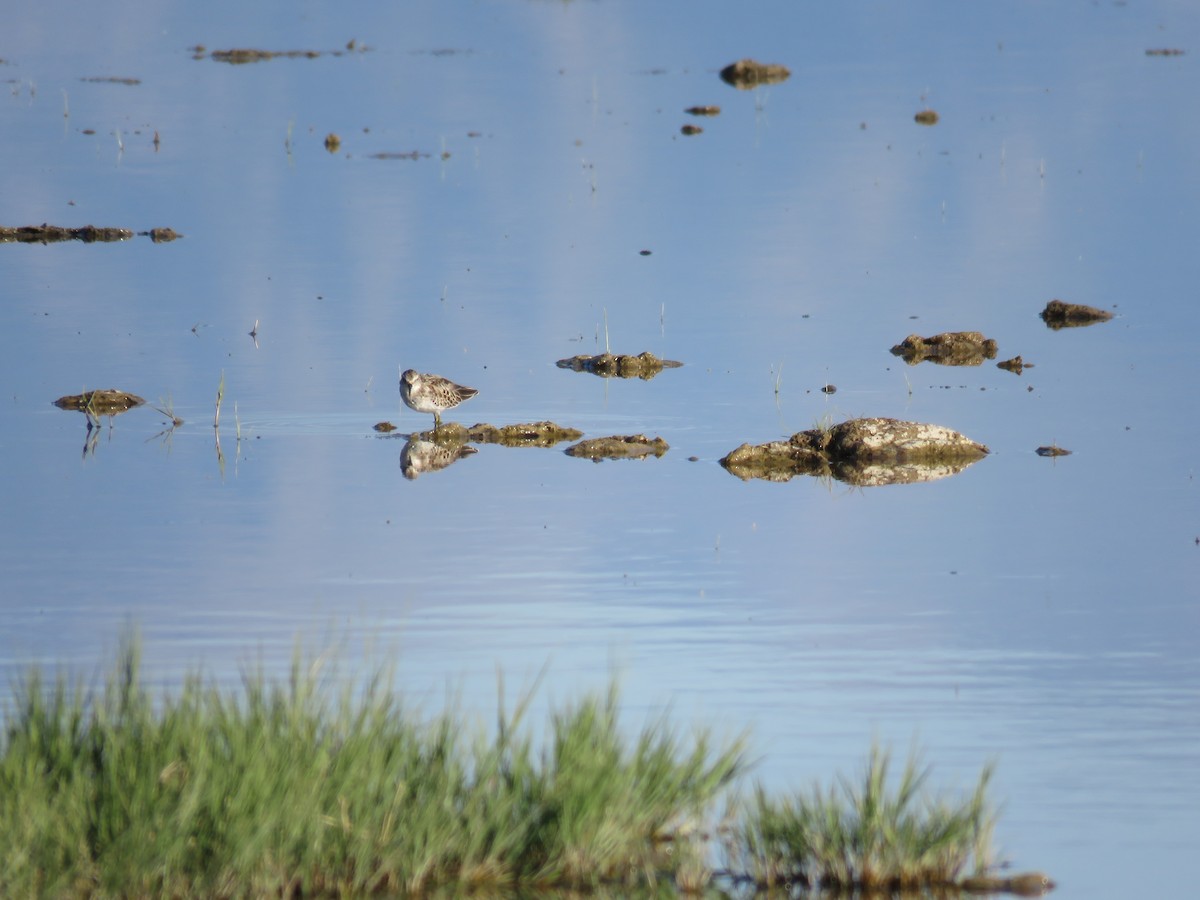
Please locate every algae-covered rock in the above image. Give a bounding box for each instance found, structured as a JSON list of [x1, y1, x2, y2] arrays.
[[891, 332, 998, 366], [1040, 299, 1112, 329], [467, 422, 583, 448], [565, 434, 669, 462], [719, 59, 791, 89], [53, 389, 145, 415], [2, 225, 133, 244], [721, 418, 988, 485], [556, 351, 682, 380], [403, 421, 583, 448]]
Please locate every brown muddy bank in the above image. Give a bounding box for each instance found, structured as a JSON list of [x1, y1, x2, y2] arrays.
[[722, 418, 988, 486], [556, 351, 682, 380]]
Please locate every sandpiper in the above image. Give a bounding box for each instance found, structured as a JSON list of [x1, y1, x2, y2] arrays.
[[399, 368, 478, 429]]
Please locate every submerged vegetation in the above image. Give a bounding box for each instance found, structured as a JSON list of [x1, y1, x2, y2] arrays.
[[0, 640, 1046, 897]]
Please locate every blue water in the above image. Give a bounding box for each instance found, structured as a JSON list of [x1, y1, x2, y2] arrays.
[[2, 2, 1198, 895]]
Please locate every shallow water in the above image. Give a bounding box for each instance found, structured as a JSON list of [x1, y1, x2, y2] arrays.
[[2, 2, 1199, 895]]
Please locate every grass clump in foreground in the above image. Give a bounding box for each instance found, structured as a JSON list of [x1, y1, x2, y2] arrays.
[[0, 638, 745, 898], [731, 746, 997, 893], [0, 638, 1034, 897]]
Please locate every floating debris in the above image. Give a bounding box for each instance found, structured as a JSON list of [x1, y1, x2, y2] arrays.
[[401, 437, 476, 480], [373, 421, 398, 433], [680, 124, 703, 136], [891, 332, 999, 366], [997, 356, 1033, 375], [1145, 48, 1185, 56], [719, 58, 791, 89], [721, 417, 988, 486], [80, 76, 141, 85], [369, 150, 432, 161], [820, 384, 837, 395], [324, 133, 341, 152], [685, 105, 721, 116], [1040, 299, 1113, 329], [53, 389, 145, 415], [565, 434, 669, 462], [556, 351, 682, 380], [1036, 445, 1072, 458], [914, 109, 940, 125]]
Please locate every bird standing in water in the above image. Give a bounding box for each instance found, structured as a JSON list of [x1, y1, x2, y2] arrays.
[[399, 368, 478, 430]]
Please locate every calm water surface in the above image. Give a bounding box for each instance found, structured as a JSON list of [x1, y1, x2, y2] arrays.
[[2, 2, 1198, 896]]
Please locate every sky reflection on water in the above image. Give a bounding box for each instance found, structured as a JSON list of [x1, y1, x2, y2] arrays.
[[2, 2, 1199, 896]]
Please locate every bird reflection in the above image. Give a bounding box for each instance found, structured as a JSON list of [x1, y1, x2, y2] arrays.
[[400, 437, 477, 480]]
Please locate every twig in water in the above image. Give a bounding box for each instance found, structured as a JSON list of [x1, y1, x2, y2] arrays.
[[213, 370, 224, 429]]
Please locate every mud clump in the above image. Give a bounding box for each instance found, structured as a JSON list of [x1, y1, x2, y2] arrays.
[[556, 351, 682, 380], [721, 417, 988, 486], [680, 124, 703, 136], [2, 224, 133, 244], [685, 105, 721, 116], [891, 332, 998, 366], [401, 421, 583, 448], [1036, 445, 1072, 458], [914, 109, 940, 125], [1, 225, 180, 244], [197, 41, 368, 64], [54, 389, 145, 415], [468, 422, 583, 448], [565, 434, 669, 462], [719, 59, 791, 89], [997, 356, 1033, 375], [1040, 299, 1113, 329]]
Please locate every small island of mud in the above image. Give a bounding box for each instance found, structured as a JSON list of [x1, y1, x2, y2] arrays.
[[722, 417, 988, 486], [556, 351, 682, 380], [565, 434, 669, 462], [53, 389, 145, 415], [1, 225, 181, 244], [1040, 299, 1113, 329], [398, 421, 583, 448], [719, 59, 790, 89], [891, 332, 998, 366]]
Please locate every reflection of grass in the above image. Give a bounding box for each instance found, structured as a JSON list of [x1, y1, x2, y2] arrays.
[[731, 745, 996, 892], [0, 637, 745, 897]]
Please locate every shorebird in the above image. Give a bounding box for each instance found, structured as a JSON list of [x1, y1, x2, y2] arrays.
[[399, 368, 478, 429]]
